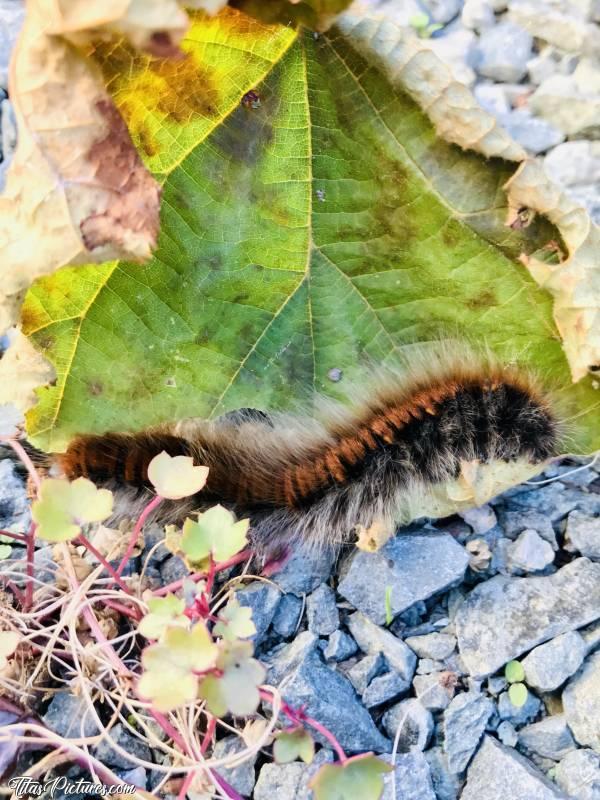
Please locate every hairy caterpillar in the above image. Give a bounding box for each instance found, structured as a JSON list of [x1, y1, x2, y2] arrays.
[[54, 346, 560, 558]]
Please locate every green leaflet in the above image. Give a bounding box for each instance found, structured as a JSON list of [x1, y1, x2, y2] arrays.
[[23, 14, 599, 452]]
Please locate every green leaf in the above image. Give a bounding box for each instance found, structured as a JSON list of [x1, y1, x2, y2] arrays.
[[409, 13, 430, 28], [231, 0, 353, 29], [508, 682, 528, 708], [384, 586, 393, 626], [147, 451, 209, 500], [181, 505, 249, 563], [198, 640, 265, 717], [32, 477, 113, 542], [273, 728, 315, 764], [0, 544, 12, 560], [213, 597, 256, 641], [309, 754, 393, 800], [138, 593, 188, 640], [23, 10, 599, 457], [505, 660, 525, 684], [138, 622, 218, 712]]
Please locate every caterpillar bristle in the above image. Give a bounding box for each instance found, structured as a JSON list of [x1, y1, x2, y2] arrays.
[[54, 345, 562, 559]]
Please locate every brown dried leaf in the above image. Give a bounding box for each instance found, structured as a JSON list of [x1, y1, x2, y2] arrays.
[[505, 161, 600, 382], [0, 0, 184, 336]]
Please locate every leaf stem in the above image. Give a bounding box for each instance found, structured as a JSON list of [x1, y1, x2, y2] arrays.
[[152, 549, 253, 597], [101, 598, 142, 621], [75, 534, 133, 595], [302, 713, 347, 764], [115, 494, 163, 578], [200, 716, 216, 755], [5, 579, 26, 606], [3, 437, 41, 612], [24, 520, 36, 612], [211, 770, 245, 800], [259, 689, 347, 764], [177, 771, 195, 800], [5, 437, 42, 494], [0, 530, 27, 543]]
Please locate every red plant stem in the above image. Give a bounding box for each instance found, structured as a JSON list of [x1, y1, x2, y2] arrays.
[[101, 598, 142, 621], [152, 549, 253, 597], [177, 771, 195, 800], [115, 494, 163, 578], [4, 438, 42, 611], [4, 579, 26, 605], [200, 716, 216, 755], [0, 530, 27, 543], [204, 556, 216, 597], [24, 521, 36, 612], [210, 770, 244, 800], [259, 689, 347, 765], [75, 534, 133, 595], [149, 710, 188, 752], [302, 713, 347, 764], [6, 438, 42, 494]]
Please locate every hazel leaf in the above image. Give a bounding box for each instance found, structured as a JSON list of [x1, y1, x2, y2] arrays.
[[147, 451, 209, 500], [505, 660, 525, 684], [273, 728, 315, 765], [309, 753, 393, 800], [508, 682, 528, 708], [0, 631, 21, 669], [138, 622, 218, 712], [67, 477, 114, 523], [181, 505, 249, 563], [213, 597, 256, 642], [198, 640, 265, 717], [138, 593, 188, 640], [32, 477, 113, 542]]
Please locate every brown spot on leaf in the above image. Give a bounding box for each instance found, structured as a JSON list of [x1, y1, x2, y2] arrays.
[[138, 127, 159, 158], [151, 55, 219, 123], [467, 289, 496, 310], [20, 303, 47, 335], [88, 381, 103, 396], [80, 100, 161, 255], [146, 32, 185, 59]]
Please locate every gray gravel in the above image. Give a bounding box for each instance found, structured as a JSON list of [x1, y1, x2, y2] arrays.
[[455, 558, 600, 676], [339, 531, 469, 624], [461, 736, 570, 799]]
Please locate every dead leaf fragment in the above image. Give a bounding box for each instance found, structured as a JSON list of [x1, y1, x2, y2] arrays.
[[336, 3, 525, 161], [0, 1, 166, 336], [355, 518, 395, 552], [506, 160, 600, 382]]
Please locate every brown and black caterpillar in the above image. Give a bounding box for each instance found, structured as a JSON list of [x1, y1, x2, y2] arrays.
[[52, 346, 561, 558]]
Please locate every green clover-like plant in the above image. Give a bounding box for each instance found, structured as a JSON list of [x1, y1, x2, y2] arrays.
[[32, 477, 113, 542], [508, 682, 528, 708], [0, 544, 11, 560], [505, 660, 525, 684], [181, 505, 249, 563], [138, 594, 188, 641], [198, 640, 265, 717], [309, 754, 393, 800], [409, 12, 443, 38], [0, 631, 21, 669], [273, 727, 315, 765], [213, 597, 256, 642], [147, 451, 209, 500], [138, 622, 218, 712]]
